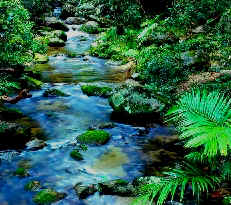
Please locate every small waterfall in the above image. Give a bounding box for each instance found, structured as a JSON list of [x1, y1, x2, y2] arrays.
[[53, 7, 62, 18]]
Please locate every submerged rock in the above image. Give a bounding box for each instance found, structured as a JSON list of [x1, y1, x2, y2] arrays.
[[24, 181, 41, 192], [43, 89, 70, 97], [77, 130, 111, 145], [33, 189, 67, 204], [14, 167, 29, 178], [74, 183, 98, 199], [81, 84, 112, 98]]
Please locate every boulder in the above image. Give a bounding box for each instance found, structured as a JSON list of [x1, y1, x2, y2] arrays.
[[77, 130, 111, 145], [43, 88, 69, 97], [26, 139, 47, 151], [74, 183, 98, 199], [98, 179, 136, 197], [81, 84, 112, 98], [33, 189, 67, 204], [48, 38, 65, 47], [70, 149, 83, 161], [50, 30, 67, 42], [24, 181, 42, 192], [65, 17, 87, 25], [80, 21, 100, 34], [45, 17, 69, 31], [109, 85, 165, 117]]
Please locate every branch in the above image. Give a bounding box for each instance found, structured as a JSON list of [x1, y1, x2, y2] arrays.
[[1, 89, 32, 104]]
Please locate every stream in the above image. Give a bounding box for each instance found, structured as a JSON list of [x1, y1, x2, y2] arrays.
[[0, 25, 172, 205]]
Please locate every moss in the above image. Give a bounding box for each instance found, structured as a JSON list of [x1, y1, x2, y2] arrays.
[[81, 85, 112, 97], [24, 181, 41, 192], [24, 76, 44, 89], [33, 189, 66, 204], [77, 130, 111, 145], [80, 24, 100, 34], [43, 89, 69, 97], [70, 150, 83, 161], [14, 167, 29, 177]]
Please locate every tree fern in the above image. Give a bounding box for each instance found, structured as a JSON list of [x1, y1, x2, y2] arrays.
[[166, 89, 231, 157]]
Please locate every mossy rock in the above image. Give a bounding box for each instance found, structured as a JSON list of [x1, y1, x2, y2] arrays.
[[43, 89, 69, 97], [80, 21, 100, 34], [34, 53, 49, 64], [81, 85, 112, 97], [77, 130, 111, 145], [70, 150, 83, 161], [33, 189, 67, 204], [23, 76, 44, 90], [48, 38, 65, 47], [14, 167, 29, 177], [24, 181, 41, 192]]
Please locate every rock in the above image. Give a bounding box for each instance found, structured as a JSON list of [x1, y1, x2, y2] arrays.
[[45, 17, 69, 31], [49, 30, 67, 42], [133, 176, 161, 187], [98, 122, 115, 129], [70, 149, 83, 161], [24, 181, 41, 192], [43, 89, 70, 97], [65, 17, 87, 25], [81, 84, 112, 98], [192, 26, 205, 34], [33, 189, 67, 204], [74, 183, 98, 199], [34, 53, 49, 64], [166, 202, 183, 205], [98, 179, 136, 197], [26, 139, 47, 151], [109, 85, 165, 117], [48, 37, 65, 47], [180, 51, 203, 67], [24, 76, 44, 89], [14, 167, 29, 177], [77, 130, 111, 145], [80, 21, 100, 34]]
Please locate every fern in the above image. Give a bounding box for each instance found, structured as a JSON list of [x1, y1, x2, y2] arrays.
[[167, 89, 231, 157], [135, 162, 220, 205]]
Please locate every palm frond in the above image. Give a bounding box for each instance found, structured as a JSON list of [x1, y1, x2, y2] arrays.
[[135, 162, 220, 205], [166, 89, 231, 157], [221, 161, 231, 180]]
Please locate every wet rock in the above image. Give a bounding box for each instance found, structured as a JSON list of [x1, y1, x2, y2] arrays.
[[80, 21, 100, 34], [26, 139, 47, 151], [14, 167, 29, 177], [65, 17, 87, 25], [24, 181, 41, 192], [111, 61, 136, 80], [34, 53, 49, 64], [109, 84, 165, 118], [49, 30, 67, 42], [45, 17, 69, 31], [98, 122, 115, 129], [98, 179, 136, 197], [133, 176, 161, 187], [74, 183, 98, 199], [48, 37, 65, 47], [70, 149, 83, 161], [37, 101, 70, 112], [33, 189, 67, 204], [43, 89, 70, 97], [77, 130, 111, 145], [81, 84, 112, 98]]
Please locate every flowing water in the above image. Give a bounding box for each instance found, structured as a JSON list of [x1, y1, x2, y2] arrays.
[[0, 25, 172, 205]]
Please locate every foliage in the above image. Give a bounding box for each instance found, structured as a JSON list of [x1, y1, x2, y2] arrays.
[[0, 0, 47, 67], [33, 189, 63, 204], [0, 74, 20, 96], [70, 149, 83, 161], [81, 84, 112, 97], [135, 89, 231, 204]]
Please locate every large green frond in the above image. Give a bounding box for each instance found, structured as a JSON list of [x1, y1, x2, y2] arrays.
[[166, 89, 231, 157]]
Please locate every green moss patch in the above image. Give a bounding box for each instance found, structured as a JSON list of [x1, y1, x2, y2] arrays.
[[43, 89, 69, 97], [70, 150, 84, 161], [14, 167, 29, 177], [24, 181, 41, 192], [33, 189, 66, 204], [77, 130, 111, 145], [81, 85, 112, 97]]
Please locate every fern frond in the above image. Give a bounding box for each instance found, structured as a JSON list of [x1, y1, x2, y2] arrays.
[[166, 89, 231, 157], [221, 161, 231, 180], [135, 162, 220, 205]]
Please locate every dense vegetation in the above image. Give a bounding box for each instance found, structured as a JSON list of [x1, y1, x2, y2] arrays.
[[0, 0, 231, 204]]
